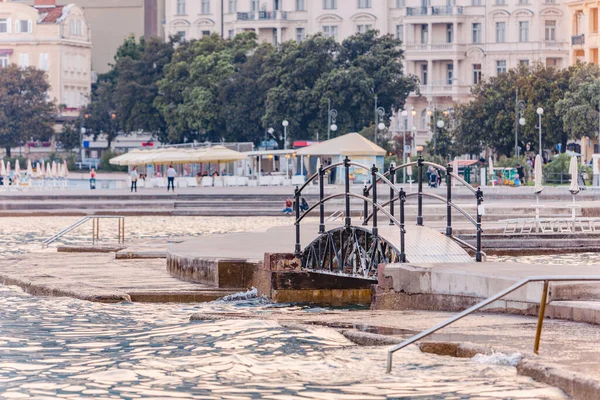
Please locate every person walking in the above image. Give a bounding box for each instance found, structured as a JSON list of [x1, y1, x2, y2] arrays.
[[130, 167, 138, 193], [89, 168, 96, 190], [167, 165, 176, 192]]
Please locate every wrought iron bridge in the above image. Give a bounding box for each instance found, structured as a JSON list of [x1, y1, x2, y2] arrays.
[[293, 155, 484, 279]]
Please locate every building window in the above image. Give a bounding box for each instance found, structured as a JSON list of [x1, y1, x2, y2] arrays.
[[472, 23, 481, 43], [228, 29, 234, 39], [520, 59, 529, 66], [396, 0, 405, 6], [420, 110, 427, 130], [396, 24, 404, 42], [495, 0, 505, 5], [545, 20, 556, 41], [421, 24, 428, 44], [421, 64, 428, 85], [202, 30, 210, 36], [473, 64, 482, 84], [447, 63, 454, 85], [519, 21, 529, 42], [19, 53, 29, 68], [296, 28, 305, 42], [323, 25, 338, 40], [201, 0, 210, 14], [546, 58, 559, 67], [358, 0, 371, 8], [323, 0, 337, 10], [0, 55, 8, 68], [496, 60, 506, 75], [228, 0, 237, 13], [518, 0, 529, 4], [296, 0, 306, 10], [446, 24, 453, 43], [39, 53, 49, 71], [177, 31, 186, 41], [16, 20, 31, 33], [496, 22, 505, 42], [176, 0, 185, 15], [357, 24, 372, 33], [0, 19, 8, 33], [472, 0, 481, 4], [70, 20, 82, 36]]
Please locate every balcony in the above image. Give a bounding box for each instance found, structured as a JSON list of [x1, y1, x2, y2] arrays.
[[572, 34, 585, 45], [416, 84, 471, 98], [406, 6, 463, 16], [237, 11, 287, 21]]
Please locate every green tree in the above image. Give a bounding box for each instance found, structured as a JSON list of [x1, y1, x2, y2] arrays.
[[556, 63, 600, 141], [454, 63, 569, 157], [155, 32, 258, 143], [0, 65, 55, 156], [57, 123, 81, 151], [425, 115, 457, 160]]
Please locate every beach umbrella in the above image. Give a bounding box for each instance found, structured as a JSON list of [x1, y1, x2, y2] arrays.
[[46, 162, 52, 178], [569, 156, 579, 196], [534, 154, 544, 195], [315, 156, 321, 181], [63, 160, 69, 178], [6, 161, 11, 177], [52, 161, 58, 178], [0, 159, 5, 176], [40, 162, 46, 178], [406, 157, 412, 177], [26, 159, 33, 177], [14, 159, 20, 176], [58, 163, 64, 178]]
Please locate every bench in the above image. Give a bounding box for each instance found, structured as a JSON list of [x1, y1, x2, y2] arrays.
[[501, 217, 600, 234]]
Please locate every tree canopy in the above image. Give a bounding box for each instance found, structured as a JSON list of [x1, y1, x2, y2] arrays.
[[0, 65, 56, 156]]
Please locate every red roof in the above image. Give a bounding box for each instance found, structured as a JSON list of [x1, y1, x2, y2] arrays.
[[38, 6, 64, 23]]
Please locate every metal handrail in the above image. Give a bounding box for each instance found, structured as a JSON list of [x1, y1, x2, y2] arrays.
[[386, 275, 600, 373], [42, 215, 125, 247]]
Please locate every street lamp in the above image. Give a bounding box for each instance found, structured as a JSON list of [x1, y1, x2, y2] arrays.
[[282, 120, 289, 150], [436, 118, 445, 155], [536, 107, 544, 158], [375, 106, 385, 144], [267, 127, 275, 150], [401, 110, 408, 183], [327, 99, 338, 140]]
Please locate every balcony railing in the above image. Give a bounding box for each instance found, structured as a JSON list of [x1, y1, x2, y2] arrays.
[[404, 42, 466, 52], [572, 34, 585, 45], [236, 11, 288, 21], [406, 6, 463, 16]]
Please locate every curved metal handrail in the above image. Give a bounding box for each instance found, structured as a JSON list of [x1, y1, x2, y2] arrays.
[[363, 192, 478, 228], [295, 161, 346, 194]]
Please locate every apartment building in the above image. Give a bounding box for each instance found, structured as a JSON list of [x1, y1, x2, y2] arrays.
[[0, 0, 92, 118], [164, 0, 569, 145], [15, 0, 165, 74]]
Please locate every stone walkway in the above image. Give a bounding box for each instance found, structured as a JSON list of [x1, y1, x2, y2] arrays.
[[0, 249, 236, 303]]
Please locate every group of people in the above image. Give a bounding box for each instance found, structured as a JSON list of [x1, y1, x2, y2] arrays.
[[282, 197, 309, 215], [128, 165, 177, 192]]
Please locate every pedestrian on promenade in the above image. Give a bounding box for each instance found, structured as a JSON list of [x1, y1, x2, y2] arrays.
[[167, 165, 176, 192], [130, 167, 138, 193], [300, 197, 309, 212], [282, 198, 293, 215], [89, 168, 96, 190]]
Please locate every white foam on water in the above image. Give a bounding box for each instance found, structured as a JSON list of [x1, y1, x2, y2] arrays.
[[471, 351, 522, 366], [218, 287, 268, 302]]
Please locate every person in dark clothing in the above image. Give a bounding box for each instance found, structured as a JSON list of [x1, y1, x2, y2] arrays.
[[516, 164, 525, 183], [300, 198, 309, 212]]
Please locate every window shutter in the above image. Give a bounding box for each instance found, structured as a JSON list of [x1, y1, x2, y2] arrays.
[[28, 20, 32, 33], [15, 20, 20, 33]]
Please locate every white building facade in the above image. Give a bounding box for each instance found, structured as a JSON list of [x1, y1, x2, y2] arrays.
[[164, 0, 569, 146]]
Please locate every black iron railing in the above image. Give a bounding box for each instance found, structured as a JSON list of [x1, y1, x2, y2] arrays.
[[293, 154, 484, 264]]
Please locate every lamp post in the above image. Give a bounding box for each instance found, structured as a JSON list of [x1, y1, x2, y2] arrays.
[[282, 120, 288, 150], [268, 127, 275, 150], [536, 107, 544, 158], [515, 88, 526, 157], [401, 110, 408, 183], [436, 118, 445, 155], [327, 99, 338, 140], [374, 95, 385, 144], [79, 112, 89, 164]]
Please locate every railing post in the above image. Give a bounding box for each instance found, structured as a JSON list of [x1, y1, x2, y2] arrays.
[[476, 187, 483, 262], [389, 164, 395, 225], [362, 185, 369, 226], [372, 165, 378, 237], [399, 188, 406, 263], [344, 157, 351, 228], [417, 154, 424, 226], [319, 165, 325, 234], [534, 280, 549, 355], [295, 186, 301, 257], [446, 163, 453, 236]]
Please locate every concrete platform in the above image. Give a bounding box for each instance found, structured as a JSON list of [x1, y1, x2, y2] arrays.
[[0, 251, 237, 303], [375, 262, 600, 325]]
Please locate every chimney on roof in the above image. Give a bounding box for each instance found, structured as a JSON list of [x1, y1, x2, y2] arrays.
[[34, 0, 57, 8]]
